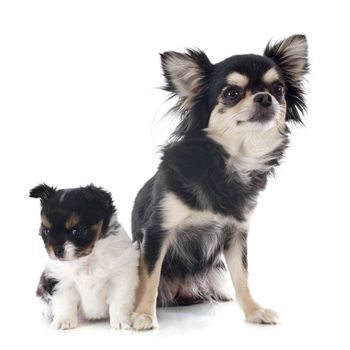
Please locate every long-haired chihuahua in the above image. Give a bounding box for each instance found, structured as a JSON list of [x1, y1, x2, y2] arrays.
[[131, 34, 309, 330]]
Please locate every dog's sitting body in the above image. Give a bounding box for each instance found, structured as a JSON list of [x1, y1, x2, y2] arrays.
[[131, 35, 309, 330]]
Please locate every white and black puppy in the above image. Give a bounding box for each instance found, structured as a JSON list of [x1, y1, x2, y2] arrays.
[[30, 184, 139, 330], [131, 35, 309, 330]]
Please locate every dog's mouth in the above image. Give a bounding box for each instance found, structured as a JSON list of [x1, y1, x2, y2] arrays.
[[249, 105, 276, 123], [48, 242, 78, 262], [234, 104, 278, 126]]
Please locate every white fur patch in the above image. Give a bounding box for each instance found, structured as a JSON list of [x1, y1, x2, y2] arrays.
[[161, 192, 250, 232], [207, 93, 286, 181], [63, 242, 76, 261]]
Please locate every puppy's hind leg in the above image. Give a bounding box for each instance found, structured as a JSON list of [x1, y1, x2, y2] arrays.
[[132, 228, 169, 331]]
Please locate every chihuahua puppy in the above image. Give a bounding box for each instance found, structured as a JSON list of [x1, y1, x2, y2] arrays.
[[131, 34, 309, 329], [30, 184, 139, 330]]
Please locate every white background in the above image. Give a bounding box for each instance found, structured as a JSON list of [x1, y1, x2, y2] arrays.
[[1, 0, 349, 349]]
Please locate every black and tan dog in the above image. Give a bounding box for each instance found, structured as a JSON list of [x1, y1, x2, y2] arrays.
[[131, 35, 309, 330]]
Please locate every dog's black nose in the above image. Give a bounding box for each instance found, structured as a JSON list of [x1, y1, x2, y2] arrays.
[[54, 246, 64, 258], [254, 93, 272, 107]]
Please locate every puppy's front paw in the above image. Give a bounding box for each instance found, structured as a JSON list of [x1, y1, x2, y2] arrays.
[[246, 308, 280, 325], [51, 315, 78, 330], [110, 316, 131, 330], [131, 312, 158, 331], [39, 301, 53, 321]]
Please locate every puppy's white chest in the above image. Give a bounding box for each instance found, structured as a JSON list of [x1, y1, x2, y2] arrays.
[[74, 270, 110, 320]]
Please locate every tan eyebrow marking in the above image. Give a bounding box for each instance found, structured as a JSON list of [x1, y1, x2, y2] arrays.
[[262, 67, 280, 84], [41, 214, 52, 229], [75, 221, 103, 257], [226, 72, 249, 87], [65, 213, 80, 230]]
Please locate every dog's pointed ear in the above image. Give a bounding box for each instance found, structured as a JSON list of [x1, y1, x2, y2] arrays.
[[160, 49, 213, 100], [160, 49, 213, 140], [29, 183, 56, 204], [264, 34, 309, 123]]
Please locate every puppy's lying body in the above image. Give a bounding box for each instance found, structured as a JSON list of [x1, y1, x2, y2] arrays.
[[131, 35, 309, 330], [31, 184, 139, 330]]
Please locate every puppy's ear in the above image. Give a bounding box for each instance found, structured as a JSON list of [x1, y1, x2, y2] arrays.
[[29, 183, 56, 203], [83, 184, 115, 214], [264, 34, 309, 123], [83, 184, 116, 233]]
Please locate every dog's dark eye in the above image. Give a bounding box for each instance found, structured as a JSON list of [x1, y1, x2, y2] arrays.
[[71, 228, 81, 237], [271, 83, 284, 98], [43, 228, 50, 237], [224, 86, 243, 101]]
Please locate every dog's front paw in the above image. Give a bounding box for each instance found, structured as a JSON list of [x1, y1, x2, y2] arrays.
[[51, 315, 78, 330], [246, 308, 280, 325], [131, 312, 158, 331]]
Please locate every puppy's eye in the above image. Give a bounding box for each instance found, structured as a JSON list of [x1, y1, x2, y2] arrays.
[[71, 228, 81, 237], [271, 83, 284, 98], [43, 228, 50, 236], [223, 86, 243, 101]]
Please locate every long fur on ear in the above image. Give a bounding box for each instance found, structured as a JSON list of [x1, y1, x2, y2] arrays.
[[160, 49, 213, 140], [264, 34, 309, 123], [29, 183, 56, 204], [83, 184, 115, 213], [83, 184, 116, 233]]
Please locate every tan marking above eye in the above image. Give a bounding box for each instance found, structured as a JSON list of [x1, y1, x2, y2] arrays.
[[65, 213, 80, 230], [226, 72, 249, 88], [41, 215, 52, 229], [91, 221, 103, 235], [262, 67, 280, 84], [75, 220, 103, 257]]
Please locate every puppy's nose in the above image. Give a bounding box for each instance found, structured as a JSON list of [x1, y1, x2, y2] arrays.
[[254, 93, 272, 107], [54, 246, 64, 258]]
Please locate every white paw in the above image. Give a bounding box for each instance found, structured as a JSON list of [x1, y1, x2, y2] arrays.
[[40, 304, 53, 321], [131, 312, 158, 331], [110, 317, 131, 330], [42, 308, 53, 321], [246, 308, 280, 325], [51, 315, 78, 330]]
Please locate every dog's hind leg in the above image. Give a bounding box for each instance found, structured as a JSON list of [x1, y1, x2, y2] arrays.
[[206, 261, 232, 302], [157, 261, 232, 307]]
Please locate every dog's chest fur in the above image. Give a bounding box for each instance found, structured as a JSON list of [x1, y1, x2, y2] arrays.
[[133, 130, 288, 277], [161, 130, 287, 221], [157, 130, 288, 275]]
